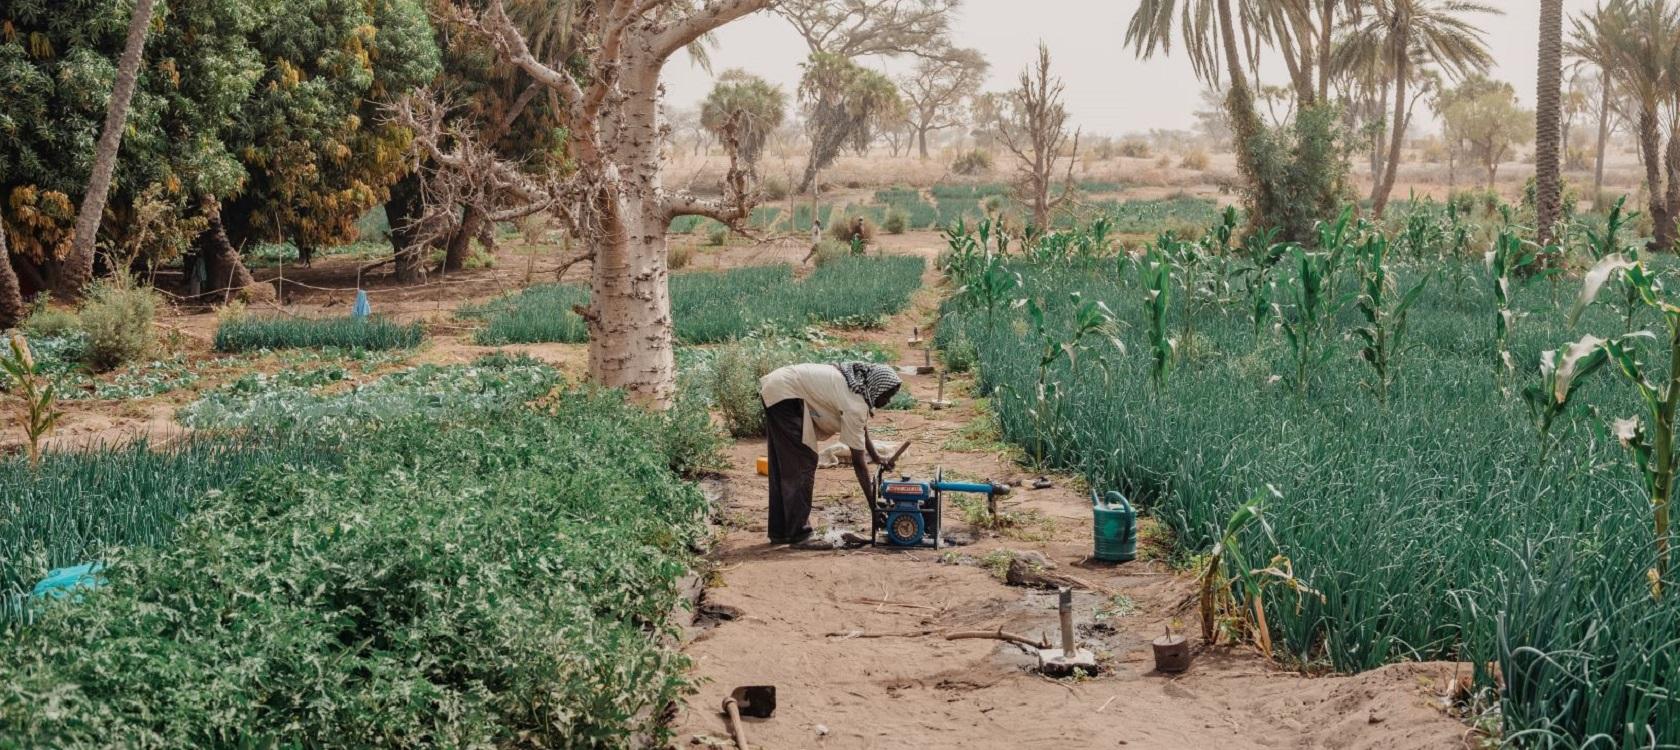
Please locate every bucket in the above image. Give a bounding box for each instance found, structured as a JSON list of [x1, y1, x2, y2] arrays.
[[1091, 490, 1137, 562]]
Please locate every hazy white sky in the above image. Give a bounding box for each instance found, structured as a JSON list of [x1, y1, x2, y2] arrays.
[[662, 0, 1600, 137]]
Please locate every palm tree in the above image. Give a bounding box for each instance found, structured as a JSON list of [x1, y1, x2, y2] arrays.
[[1598, 0, 1679, 252], [1536, 0, 1565, 246], [1126, 0, 1269, 230], [1340, 0, 1498, 218], [1570, 1, 1632, 211], [59, 0, 160, 301]]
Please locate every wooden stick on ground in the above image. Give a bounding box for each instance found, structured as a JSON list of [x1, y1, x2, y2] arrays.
[[945, 627, 1050, 650]]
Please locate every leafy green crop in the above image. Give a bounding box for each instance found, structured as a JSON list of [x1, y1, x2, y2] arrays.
[[1, 388, 712, 746]]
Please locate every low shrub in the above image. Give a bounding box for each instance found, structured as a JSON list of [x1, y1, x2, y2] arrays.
[[213, 315, 423, 353], [882, 209, 908, 235], [77, 276, 157, 372], [811, 239, 849, 267], [1119, 139, 1152, 158], [706, 225, 729, 246], [20, 302, 79, 339], [1179, 148, 1210, 171], [706, 342, 794, 437], [829, 216, 877, 245], [761, 176, 791, 201], [670, 242, 695, 270], [952, 150, 993, 176]]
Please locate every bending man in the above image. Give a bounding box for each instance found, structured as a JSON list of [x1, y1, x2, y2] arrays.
[[759, 361, 902, 546]]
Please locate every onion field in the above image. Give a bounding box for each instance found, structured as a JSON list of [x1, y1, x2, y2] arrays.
[[937, 208, 1680, 744], [468, 255, 925, 345]]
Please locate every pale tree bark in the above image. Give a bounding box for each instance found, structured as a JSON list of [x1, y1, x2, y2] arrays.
[[0, 221, 25, 331], [477, 0, 767, 406], [60, 0, 159, 301], [1535, 0, 1564, 246]]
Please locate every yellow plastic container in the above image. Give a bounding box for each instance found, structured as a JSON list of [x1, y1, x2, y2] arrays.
[[755, 457, 769, 476]]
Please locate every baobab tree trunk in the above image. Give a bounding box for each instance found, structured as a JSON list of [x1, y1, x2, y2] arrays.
[[1534, 0, 1563, 246], [586, 61, 677, 404], [59, 0, 159, 301], [0, 221, 24, 330], [1372, 48, 1409, 218], [480, 0, 769, 405], [1593, 83, 1611, 211]]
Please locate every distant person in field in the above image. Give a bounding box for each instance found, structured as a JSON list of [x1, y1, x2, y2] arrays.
[[759, 362, 902, 547], [802, 218, 823, 264]]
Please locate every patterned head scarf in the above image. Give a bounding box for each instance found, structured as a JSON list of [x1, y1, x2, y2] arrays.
[[836, 362, 902, 412]]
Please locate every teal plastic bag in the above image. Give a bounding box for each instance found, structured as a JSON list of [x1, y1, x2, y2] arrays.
[[32, 562, 105, 601]]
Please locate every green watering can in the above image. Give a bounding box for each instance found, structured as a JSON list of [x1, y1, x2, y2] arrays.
[[1091, 490, 1137, 562]]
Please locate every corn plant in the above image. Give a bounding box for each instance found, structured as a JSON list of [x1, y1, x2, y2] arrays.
[[1208, 205, 1238, 255], [1, 335, 62, 469], [1399, 193, 1446, 260], [939, 218, 983, 280], [1276, 247, 1338, 394], [1352, 236, 1428, 404], [1442, 201, 1477, 294], [956, 255, 1022, 329], [1197, 488, 1321, 655], [1567, 255, 1680, 585], [1581, 196, 1641, 330], [1140, 243, 1174, 388], [1015, 293, 1122, 463], [1520, 335, 1609, 458], [1486, 227, 1551, 383]]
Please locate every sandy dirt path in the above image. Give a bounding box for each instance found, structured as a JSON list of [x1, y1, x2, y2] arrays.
[[673, 242, 1478, 749]]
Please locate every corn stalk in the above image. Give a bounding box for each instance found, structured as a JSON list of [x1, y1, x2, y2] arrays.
[[1197, 488, 1322, 656], [1567, 255, 1679, 590], [1141, 243, 1174, 388], [1277, 247, 1337, 395], [1, 335, 63, 469], [1486, 227, 1554, 387], [1353, 235, 1429, 404], [1016, 293, 1122, 464]]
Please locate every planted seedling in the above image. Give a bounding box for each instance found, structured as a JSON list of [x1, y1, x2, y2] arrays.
[[1276, 246, 1340, 395], [1, 335, 63, 469], [1352, 235, 1429, 404]]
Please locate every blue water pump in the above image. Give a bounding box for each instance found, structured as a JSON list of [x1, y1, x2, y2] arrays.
[[872, 443, 1005, 548]]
